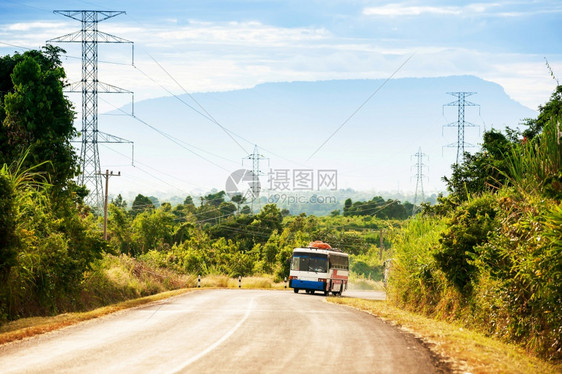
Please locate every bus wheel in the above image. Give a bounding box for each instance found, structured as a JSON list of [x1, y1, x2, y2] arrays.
[[293, 288, 299, 293], [324, 290, 329, 296]]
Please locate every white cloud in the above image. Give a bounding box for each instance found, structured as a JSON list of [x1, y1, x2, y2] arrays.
[[362, 2, 523, 17], [1, 17, 557, 114], [363, 5, 461, 16], [6, 21, 67, 31], [155, 20, 331, 47], [363, 1, 562, 18]]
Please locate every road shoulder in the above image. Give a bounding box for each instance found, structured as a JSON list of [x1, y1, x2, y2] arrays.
[[327, 297, 560, 374]]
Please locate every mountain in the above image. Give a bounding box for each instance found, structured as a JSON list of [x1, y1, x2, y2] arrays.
[[100, 75, 537, 202]]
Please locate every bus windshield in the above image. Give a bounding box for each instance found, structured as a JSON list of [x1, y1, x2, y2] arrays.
[[291, 253, 328, 273]]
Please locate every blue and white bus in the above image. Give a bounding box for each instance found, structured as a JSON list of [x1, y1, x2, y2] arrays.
[[288, 244, 349, 296]]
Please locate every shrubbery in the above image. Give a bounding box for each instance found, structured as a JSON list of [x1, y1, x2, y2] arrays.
[[389, 112, 562, 361]]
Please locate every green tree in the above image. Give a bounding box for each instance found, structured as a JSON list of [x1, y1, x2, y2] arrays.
[[1, 47, 77, 191], [132, 205, 175, 253], [111, 194, 127, 209], [434, 194, 498, 294], [0, 169, 17, 283], [230, 193, 246, 214], [203, 191, 226, 207], [184, 195, 194, 207], [343, 198, 352, 215], [131, 194, 154, 215], [219, 201, 237, 217], [443, 129, 514, 201], [522, 84, 562, 139], [108, 203, 134, 255]]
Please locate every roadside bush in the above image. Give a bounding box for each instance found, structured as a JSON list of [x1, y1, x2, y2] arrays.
[[473, 192, 561, 359], [387, 216, 447, 313], [434, 194, 499, 294]]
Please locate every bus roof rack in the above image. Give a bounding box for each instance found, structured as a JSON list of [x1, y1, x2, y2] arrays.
[[305, 246, 343, 253]]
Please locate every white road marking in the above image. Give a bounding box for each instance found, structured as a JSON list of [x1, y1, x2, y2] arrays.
[[170, 296, 256, 373]]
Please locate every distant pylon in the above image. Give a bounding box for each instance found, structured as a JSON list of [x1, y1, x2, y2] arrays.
[[48, 10, 134, 208], [243, 145, 268, 212], [443, 92, 479, 164], [411, 147, 428, 215]]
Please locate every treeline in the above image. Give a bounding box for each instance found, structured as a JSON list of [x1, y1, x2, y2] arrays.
[[342, 196, 413, 219], [0, 47, 105, 319], [106, 193, 397, 281], [388, 86, 562, 361]]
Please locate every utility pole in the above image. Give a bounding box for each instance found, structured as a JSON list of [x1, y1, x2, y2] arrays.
[[99, 170, 120, 240], [48, 10, 134, 209], [379, 229, 384, 261], [443, 92, 479, 164], [243, 145, 268, 212], [411, 147, 428, 215]]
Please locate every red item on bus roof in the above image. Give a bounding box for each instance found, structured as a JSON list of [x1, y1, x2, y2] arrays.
[[309, 241, 332, 249]]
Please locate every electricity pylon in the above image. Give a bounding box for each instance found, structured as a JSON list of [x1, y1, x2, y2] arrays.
[[443, 92, 479, 164], [48, 10, 134, 208], [411, 147, 427, 215], [243, 145, 268, 212]]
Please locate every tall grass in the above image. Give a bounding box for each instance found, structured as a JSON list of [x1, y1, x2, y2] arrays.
[[505, 116, 561, 195], [388, 116, 562, 361], [80, 254, 196, 310], [387, 216, 448, 313]]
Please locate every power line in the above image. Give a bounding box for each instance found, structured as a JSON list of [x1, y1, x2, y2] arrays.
[[98, 96, 233, 172], [143, 52, 249, 155], [124, 13, 249, 155], [99, 143, 202, 189], [307, 53, 415, 161]]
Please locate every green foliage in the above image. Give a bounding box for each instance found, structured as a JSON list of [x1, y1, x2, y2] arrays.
[[350, 254, 384, 280], [132, 204, 176, 253], [107, 203, 134, 255], [0, 171, 17, 282], [0, 153, 104, 319], [473, 192, 562, 359], [387, 216, 449, 313], [111, 194, 127, 209], [504, 117, 562, 198], [131, 194, 154, 215], [434, 194, 498, 294], [522, 85, 562, 140], [1, 47, 77, 191], [343, 196, 412, 219], [443, 129, 514, 201], [389, 106, 562, 360]]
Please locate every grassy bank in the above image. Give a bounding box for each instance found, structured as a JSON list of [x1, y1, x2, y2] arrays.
[[328, 297, 561, 374]]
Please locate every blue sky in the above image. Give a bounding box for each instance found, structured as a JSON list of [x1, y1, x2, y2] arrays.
[[2, 0, 560, 108], [1, 0, 561, 198]]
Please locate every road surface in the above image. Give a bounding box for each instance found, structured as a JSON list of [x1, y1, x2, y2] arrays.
[[0, 289, 443, 373]]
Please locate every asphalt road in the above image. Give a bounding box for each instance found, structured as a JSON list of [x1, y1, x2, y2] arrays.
[[0, 289, 442, 373]]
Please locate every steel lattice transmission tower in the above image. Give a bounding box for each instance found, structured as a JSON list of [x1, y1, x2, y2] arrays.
[[243, 145, 268, 212], [443, 92, 479, 164], [411, 147, 427, 215], [48, 10, 134, 208]]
